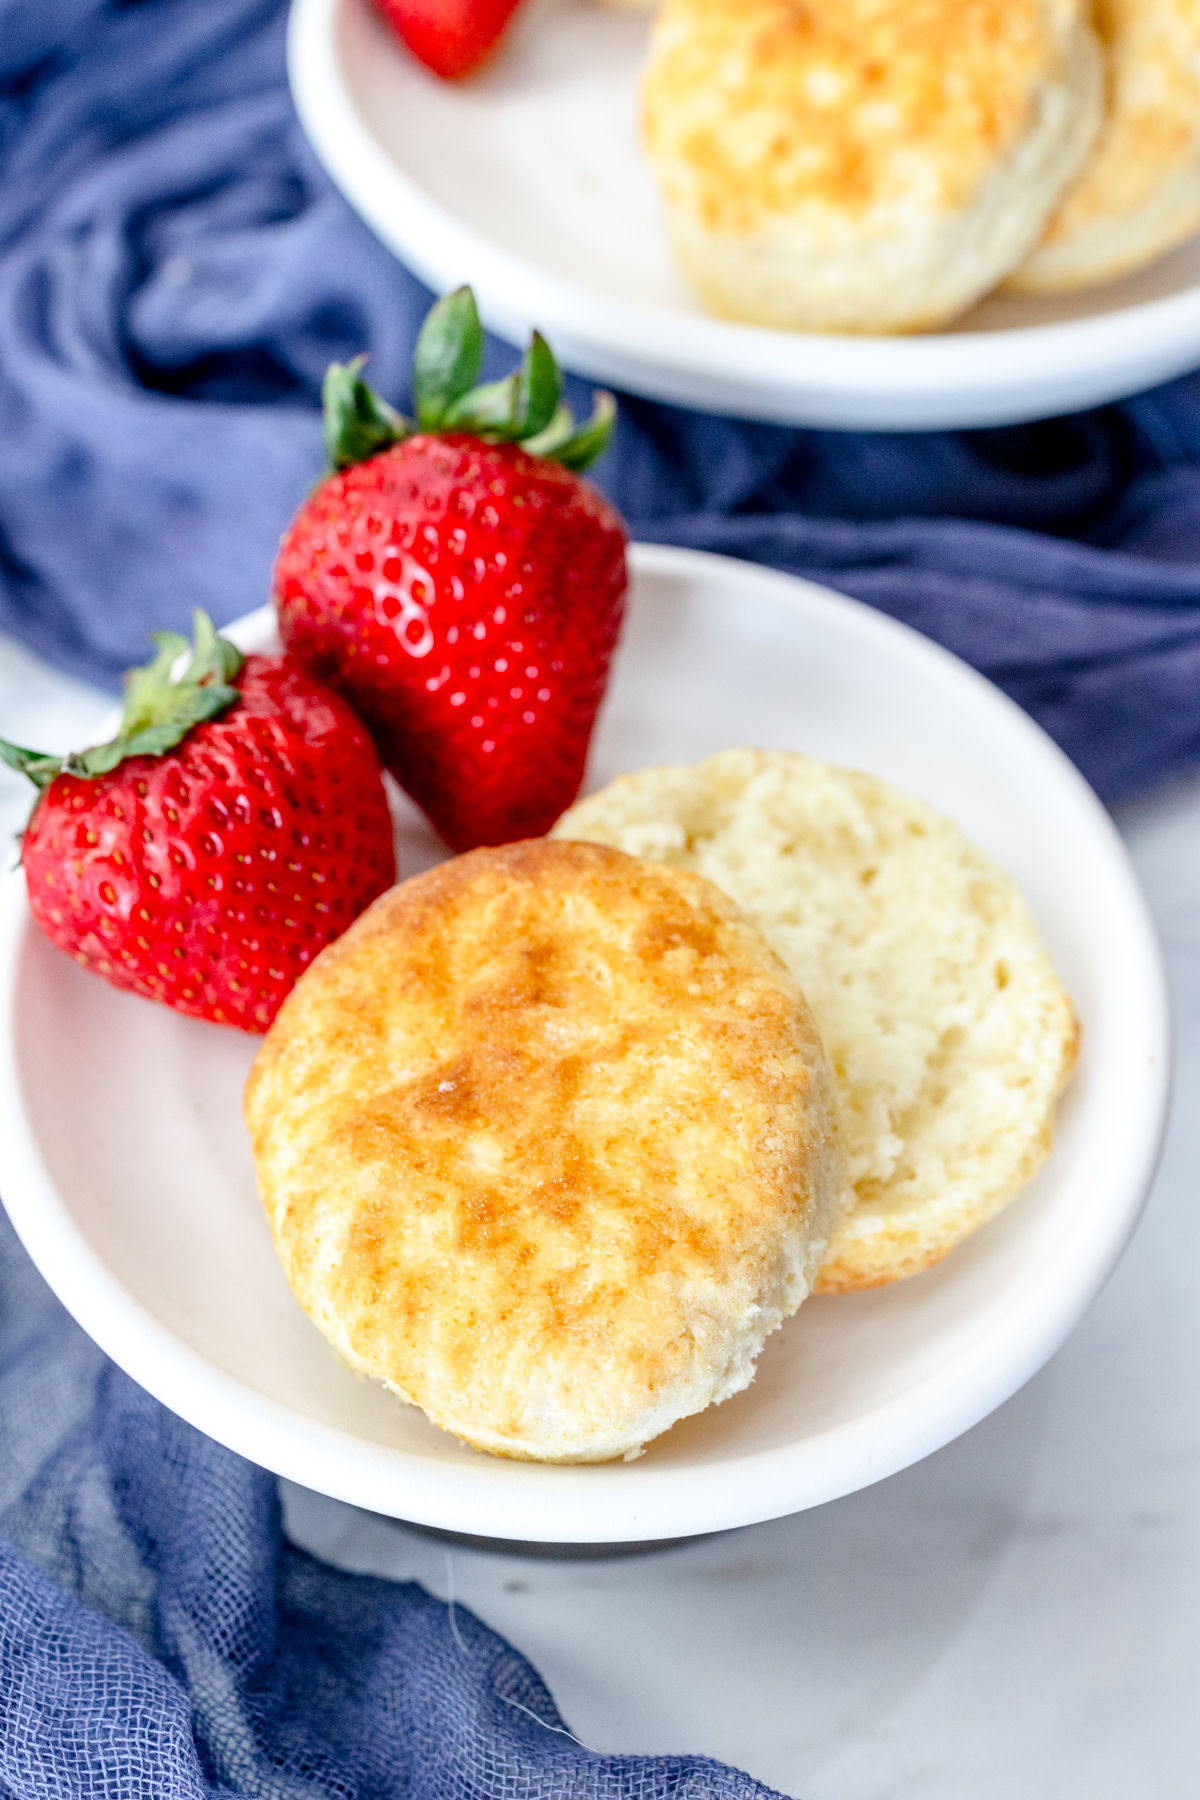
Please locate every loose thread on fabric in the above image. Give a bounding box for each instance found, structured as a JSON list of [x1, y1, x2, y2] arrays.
[[443, 1551, 598, 1752], [499, 1695, 599, 1756]]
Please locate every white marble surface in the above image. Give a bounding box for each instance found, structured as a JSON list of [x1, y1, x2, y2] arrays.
[[1, 628, 1197, 1799]]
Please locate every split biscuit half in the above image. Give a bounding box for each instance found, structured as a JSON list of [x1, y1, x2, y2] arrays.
[[246, 838, 844, 1461], [553, 750, 1079, 1292]]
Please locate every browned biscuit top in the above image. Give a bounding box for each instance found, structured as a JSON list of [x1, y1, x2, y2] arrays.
[[246, 839, 841, 1461], [642, 0, 1079, 233]]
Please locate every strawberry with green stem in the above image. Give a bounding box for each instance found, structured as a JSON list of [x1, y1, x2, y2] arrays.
[[1, 613, 396, 1031], [273, 286, 627, 853]]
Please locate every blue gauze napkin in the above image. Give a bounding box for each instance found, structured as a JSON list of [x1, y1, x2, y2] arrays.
[[0, 1209, 777, 1800], [1, 2, 1199, 1794]]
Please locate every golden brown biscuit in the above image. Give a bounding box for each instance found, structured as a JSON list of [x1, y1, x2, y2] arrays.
[[640, 0, 1101, 332], [554, 751, 1079, 1292], [1010, 0, 1200, 292], [246, 839, 844, 1461]]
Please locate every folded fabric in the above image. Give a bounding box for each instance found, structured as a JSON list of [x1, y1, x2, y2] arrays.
[[3, 0, 1200, 801], [0, 1210, 780, 1800]]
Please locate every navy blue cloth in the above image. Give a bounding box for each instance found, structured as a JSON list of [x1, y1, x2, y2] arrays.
[[0, 1209, 778, 1800]]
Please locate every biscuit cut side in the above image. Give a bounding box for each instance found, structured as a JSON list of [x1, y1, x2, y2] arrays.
[[554, 752, 1078, 1292], [1010, 0, 1200, 293], [641, 0, 1101, 332], [246, 839, 844, 1460]]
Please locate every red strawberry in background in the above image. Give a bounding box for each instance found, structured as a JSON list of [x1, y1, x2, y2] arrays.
[[273, 287, 627, 853], [0, 615, 396, 1031], [371, 0, 526, 80]]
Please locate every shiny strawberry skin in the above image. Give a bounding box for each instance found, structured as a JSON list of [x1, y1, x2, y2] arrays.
[[371, 0, 525, 79], [21, 657, 396, 1032], [272, 435, 628, 853]]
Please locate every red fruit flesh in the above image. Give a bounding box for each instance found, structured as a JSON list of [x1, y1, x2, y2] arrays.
[[371, 0, 525, 79], [21, 657, 396, 1033], [273, 435, 627, 854]]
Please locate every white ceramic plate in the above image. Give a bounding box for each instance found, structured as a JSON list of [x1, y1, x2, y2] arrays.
[[289, 0, 1200, 430], [0, 545, 1169, 1543]]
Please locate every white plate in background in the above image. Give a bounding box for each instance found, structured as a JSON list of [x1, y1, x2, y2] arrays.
[[288, 0, 1200, 429], [0, 546, 1169, 1542]]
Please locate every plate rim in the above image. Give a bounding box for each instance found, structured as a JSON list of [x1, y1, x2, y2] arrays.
[[0, 543, 1172, 1541], [287, 0, 1200, 429]]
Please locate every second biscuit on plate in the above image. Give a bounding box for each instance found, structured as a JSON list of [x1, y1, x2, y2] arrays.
[[1010, 0, 1200, 293]]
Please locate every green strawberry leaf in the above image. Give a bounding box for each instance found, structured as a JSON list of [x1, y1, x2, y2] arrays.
[[440, 332, 561, 440], [0, 612, 246, 793], [413, 286, 485, 430], [0, 740, 64, 795], [545, 391, 617, 471], [522, 403, 580, 459], [323, 357, 410, 471], [514, 331, 562, 440], [117, 630, 191, 735], [441, 373, 520, 435], [320, 288, 615, 472]]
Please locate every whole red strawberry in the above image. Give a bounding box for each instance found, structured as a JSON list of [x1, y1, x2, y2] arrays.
[[1, 615, 396, 1032], [273, 288, 627, 852], [371, 0, 525, 80]]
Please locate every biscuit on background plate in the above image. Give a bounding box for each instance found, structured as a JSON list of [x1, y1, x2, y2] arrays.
[[640, 0, 1102, 332], [246, 839, 843, 1462], [554, 750, 1079, 1292], [1010, 0, 1200, 293]]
